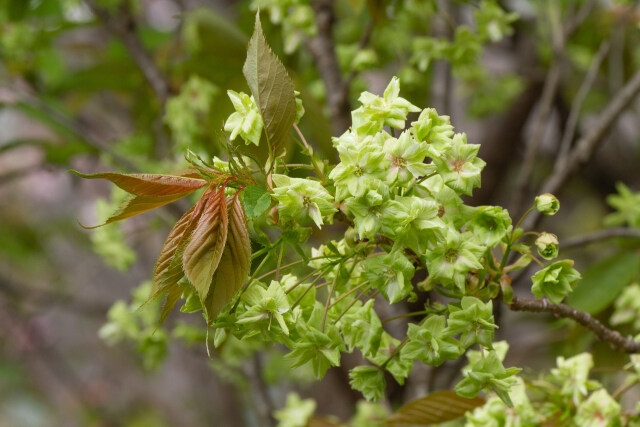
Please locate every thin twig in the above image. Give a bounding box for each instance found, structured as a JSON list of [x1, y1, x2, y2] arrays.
[[321, 278, 337, 331], [562, 227, 640, 249], [613, 377, 640, 399], [508, 296, 640, 353], [513, 0, 595, 214], [84, 0, 170, 104], [524, 67, 640, 230], [84, 0, 172, 156], [556, 40, 610, 169], [513, 50, 562, 211], [328, 281, 369, 309]]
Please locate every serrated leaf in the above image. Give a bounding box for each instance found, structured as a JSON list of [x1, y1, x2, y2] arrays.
[[158, 285, 183, 325], [204, 194, 252, 323], [149, 206, 200, 303], [183, 188, 229, 306], [243, 13, 296, 158], [84, 192, 194, 228], [69, 170, 207, 196], [242, 184, 271, 219], [567, 252, 640, 314], [387, 390, 486, 426]]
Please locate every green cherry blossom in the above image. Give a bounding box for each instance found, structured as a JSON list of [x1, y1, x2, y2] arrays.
[[467, 206, 512, 247], [329, 144, 388, 201], [534, 193, 560, 216], [531, 260, 581, 303], [271, 174, 336, 227], [402, 315, 462, 366], [424, 230, 484, 292], [383, 131, 434, 185], [432, 133, 485, 196], [410, 107, 455, 150], [446, 296, 497, 349], [365, 251, 415, 303], [390, 196, 446, 254], [535, 232, 559, 260], [223, 90, 263, 146], [351, 76, 420, 135]]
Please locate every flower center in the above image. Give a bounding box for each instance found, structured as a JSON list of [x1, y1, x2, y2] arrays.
[[445, 248, 459, 263], [450, 158, 465, 172], [392, 156, 407, 168]]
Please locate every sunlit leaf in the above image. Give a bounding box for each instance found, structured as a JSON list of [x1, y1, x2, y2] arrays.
[[69, 170, 207, 196], [204, 194, 252, 323], [243, 13, 297, 158], [83, 192, 194, 229], [387, 390, 485, 426], [183, 188, 229, 305]]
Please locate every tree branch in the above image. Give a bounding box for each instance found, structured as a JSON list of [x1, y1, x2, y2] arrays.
[[556, 40, 610, 168], [84, 0, 170, 104], [307, 0, 351, 134], [562, 227, 640, 249], [508, 295, 640, 353], [334, 207, 640, 354], [523, 67, 640, 229]]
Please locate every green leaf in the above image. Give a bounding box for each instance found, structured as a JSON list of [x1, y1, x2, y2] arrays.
[[243, 13, 297, 158], [183, 188, 229, 307], [387, 390, 485, 425], [567, 252, 640, 314], [242, 184, 271, 219]]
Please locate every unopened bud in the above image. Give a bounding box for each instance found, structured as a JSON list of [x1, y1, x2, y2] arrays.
[[536, 232, 559, 260], [535, 193, 560, 215], [345, 227, 358, 248]]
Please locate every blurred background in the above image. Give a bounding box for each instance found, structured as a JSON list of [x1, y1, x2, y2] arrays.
[[1, 0, 640, 425]]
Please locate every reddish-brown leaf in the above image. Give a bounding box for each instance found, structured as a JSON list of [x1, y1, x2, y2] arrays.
[[149, 206, 199, 302], [82, 192, 192, 229], [158, 285, 183, 325], [204, 194, 252, 323], [70, 170, 207, 196], [387, 391, 486, 426], [183, 188, 229, 305]]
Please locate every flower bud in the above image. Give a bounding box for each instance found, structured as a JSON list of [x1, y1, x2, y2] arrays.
[[344, 227, 358, 248], [535, 193, 560, 215], [536, 232, 559, 260]]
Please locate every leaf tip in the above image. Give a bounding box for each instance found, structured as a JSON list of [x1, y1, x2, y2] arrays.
[[76, 218, 103, 230]]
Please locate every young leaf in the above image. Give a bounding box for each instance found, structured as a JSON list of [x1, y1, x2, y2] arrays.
[[204, 194, 252, 322], [243, 13, 297, 158], [158, 285, 183, 325], [242, 184, 272, 219], [183, 188, 229, 305], [387, 390, 485, 425], [149, 206, 199, 303], [69, 170, 207, 195], [84, 192, 194, 228]]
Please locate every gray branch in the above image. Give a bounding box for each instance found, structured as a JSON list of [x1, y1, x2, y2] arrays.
[[508, 296, 640, 353]]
